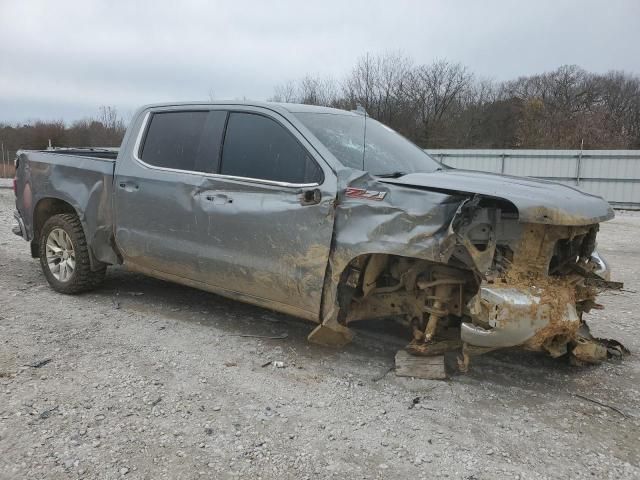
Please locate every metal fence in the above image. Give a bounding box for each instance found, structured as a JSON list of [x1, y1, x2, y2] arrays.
[[0, 145, 15, 179], [425, 149, 640, 209]]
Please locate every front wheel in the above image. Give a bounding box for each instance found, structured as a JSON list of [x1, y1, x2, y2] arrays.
[[39, 213, 106, 294]]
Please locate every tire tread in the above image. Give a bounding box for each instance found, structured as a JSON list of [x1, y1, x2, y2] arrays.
[[39, 213, 106, 294]]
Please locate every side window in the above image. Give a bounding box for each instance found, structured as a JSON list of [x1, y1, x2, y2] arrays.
[[140, 110, 226, 173], [220, 112, 322, 184]]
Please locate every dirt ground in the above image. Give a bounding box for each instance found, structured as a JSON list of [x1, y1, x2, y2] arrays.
[[0, 189, 638, 480]]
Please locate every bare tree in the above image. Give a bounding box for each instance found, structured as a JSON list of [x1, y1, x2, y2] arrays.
[[406, 60, 472, 144], [270, 75, 340, 106], [342, 52, 413, 128], [298, 75, 339, 106], [269, 80, 297, 103], [597, 71, 640, 147], [98, 106, 120, 131], [267, 59, 640, 149]]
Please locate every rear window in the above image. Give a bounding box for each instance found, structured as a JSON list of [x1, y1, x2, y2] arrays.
[[140, 111, 226, 173], [220, 112, 322, 184]]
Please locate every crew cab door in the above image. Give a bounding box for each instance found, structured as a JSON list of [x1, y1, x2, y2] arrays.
[[113, 108, 227, 277], [195, 108, 337, 318]]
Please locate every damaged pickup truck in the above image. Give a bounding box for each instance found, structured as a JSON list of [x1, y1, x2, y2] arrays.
[[12, 101, 625, 368]]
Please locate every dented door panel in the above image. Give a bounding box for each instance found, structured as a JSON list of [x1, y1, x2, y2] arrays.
[[114, 167, 204, 278], [194, 175, 336, 315]]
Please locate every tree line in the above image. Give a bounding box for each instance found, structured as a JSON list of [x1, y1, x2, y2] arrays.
[[270, 53, 640, 149], [0, 106, 127, 155], [1, 55, 639, 157]]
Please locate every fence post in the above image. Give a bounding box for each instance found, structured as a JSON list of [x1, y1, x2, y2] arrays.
[[1, 142, 5, 179], [500, 153, 506, 174], [575, 151, 583, 186]]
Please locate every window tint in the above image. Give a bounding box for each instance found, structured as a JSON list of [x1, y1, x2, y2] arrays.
[[221, 113, 322, 183], [140, 110, 227, 173]]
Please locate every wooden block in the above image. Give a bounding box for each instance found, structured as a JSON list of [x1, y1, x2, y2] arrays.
[[405, 339, 462, 357], [395, 350, 447, 380]]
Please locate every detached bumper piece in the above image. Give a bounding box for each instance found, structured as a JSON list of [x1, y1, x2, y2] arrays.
[[462, 284, 579, 353], [461, 282, 628, 364]]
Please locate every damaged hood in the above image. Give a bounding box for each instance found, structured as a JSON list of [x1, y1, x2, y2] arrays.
[[380, 169, 614, 226]]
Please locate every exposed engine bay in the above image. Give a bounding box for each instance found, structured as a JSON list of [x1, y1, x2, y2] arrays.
[[329, 196, 626, 371]]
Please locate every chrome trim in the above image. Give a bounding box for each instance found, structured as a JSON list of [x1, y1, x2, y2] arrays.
[[131, 110, 322, 189], [132, 111, 150, 160], [591, 250, 610, 280]]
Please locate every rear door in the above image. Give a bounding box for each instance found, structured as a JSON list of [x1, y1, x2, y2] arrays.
[[194, 108, 337, 318], [113, 108, 226, 277]]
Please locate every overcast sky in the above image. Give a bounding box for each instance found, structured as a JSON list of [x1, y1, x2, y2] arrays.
[[1, 0, 638, 124]]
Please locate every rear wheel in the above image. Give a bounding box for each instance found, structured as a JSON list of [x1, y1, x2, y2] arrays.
[[39, 213, 106, 294]]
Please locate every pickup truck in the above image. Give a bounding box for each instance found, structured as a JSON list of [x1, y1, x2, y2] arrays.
[[12, 101, 624, 368]]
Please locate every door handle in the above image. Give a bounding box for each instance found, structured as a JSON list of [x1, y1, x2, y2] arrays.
[[203, 193, 233, 205], [118, 181, 139, 192], [300, 188, 321, 206]]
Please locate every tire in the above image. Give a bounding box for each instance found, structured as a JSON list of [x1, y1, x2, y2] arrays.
[[39, 213, 107, 294]]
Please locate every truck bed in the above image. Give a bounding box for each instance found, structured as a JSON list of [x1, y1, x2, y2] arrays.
[[15, 149, 119, 265]]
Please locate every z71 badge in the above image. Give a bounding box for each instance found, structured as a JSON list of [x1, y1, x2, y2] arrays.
[[345, 187, 387, 201]]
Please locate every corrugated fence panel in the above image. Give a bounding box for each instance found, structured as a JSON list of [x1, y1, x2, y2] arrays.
[[428, 150, 503, 173], [504, 155, 575, 178], [426, 149, 640, 209], [581, 156, 640, 179]]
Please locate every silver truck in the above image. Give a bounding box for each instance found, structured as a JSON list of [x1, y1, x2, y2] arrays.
[[12, 101, 624, 367]]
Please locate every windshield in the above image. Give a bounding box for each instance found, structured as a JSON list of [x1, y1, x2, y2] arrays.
[[294, 112, 442, 175]]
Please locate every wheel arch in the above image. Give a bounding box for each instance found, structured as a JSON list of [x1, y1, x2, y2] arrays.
[[33, 197, 77, 250], [32, 197, 101, 270]]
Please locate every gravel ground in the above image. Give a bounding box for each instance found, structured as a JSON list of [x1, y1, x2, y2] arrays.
[[0, 189, 639, 480]]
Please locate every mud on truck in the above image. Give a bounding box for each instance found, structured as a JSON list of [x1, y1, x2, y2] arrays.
[[12, 102, 626, 370]]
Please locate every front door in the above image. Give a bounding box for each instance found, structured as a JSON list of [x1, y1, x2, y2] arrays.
[[194, 109, 336, 318]]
